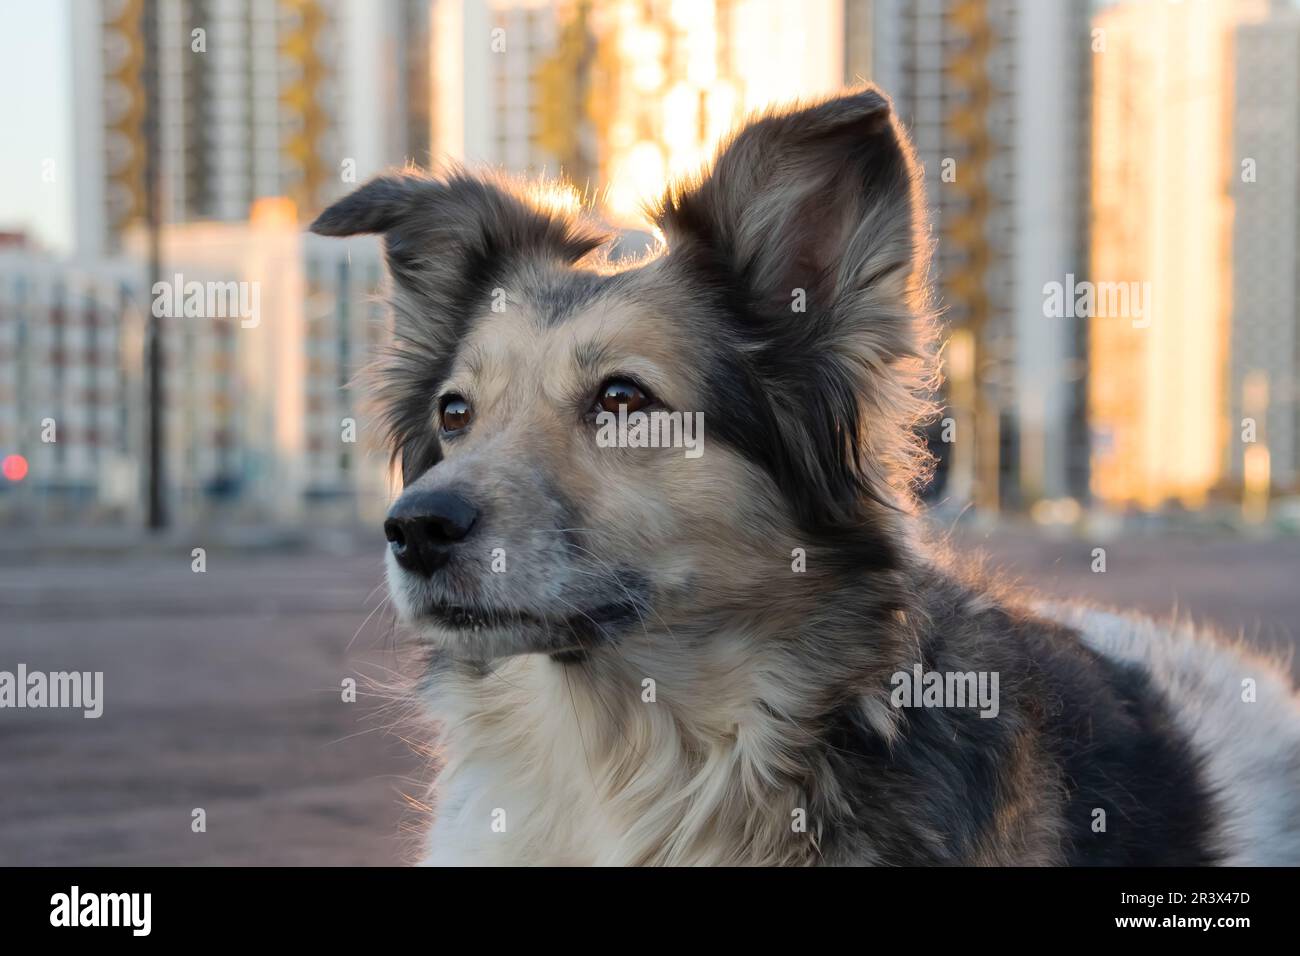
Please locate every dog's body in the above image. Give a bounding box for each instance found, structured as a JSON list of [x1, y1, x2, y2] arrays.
[[416, 579, 1300, 866], [313, 88, 1300, 865]]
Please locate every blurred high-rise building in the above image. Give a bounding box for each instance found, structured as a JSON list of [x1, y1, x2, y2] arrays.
[[432, 0, 579, 180], [431, 0, 845, 224], [843, 0, 873, 84], [72, 0, 433, 257], [144, 208, 389, 525], [1229, 9, 1300, 495], [36, 0, 427, 527], [0, 249, 140, 521], [860, 0, 1092, 511], [1089, 0, 1265, 511], [0, 211, 391, 527]]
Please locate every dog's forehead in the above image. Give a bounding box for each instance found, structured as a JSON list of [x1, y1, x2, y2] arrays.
[[459, 275, 689, 386], [527, 267, 611, 327]]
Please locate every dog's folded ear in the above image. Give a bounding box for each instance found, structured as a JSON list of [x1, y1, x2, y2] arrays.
[[657, 87, 928, 351], [310, 174, 432, 237], [310, 170, 609, 307]]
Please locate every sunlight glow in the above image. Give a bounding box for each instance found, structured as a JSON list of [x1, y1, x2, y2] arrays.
[[592, 0, 843, 226]]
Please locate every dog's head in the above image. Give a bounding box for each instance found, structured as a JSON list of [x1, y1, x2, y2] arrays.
[[312, 88, 934, 661]]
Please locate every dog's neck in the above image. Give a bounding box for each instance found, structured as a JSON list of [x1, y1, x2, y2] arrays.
[[416, 580, 912, 866]]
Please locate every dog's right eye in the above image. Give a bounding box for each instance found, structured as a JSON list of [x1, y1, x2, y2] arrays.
[[595, 378, 653, 415], [440, 395, 472, 433]]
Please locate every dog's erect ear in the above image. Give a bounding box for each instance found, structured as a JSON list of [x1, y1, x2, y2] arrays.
[[657, 88, 935, 519], [658, 87, 926, 338]]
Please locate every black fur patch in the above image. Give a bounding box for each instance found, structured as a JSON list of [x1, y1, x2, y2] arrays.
[[1051, 653, 1220, 865], [817, 599, 1219, 865]]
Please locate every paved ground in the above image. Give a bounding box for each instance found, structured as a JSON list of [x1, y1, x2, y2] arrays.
[[0, 529, 1296, 865], [0, 544, 420, 866], [950, 528, 1299, 676]]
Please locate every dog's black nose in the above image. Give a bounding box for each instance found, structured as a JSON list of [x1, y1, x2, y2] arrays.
[[383, 490, 480, 577]]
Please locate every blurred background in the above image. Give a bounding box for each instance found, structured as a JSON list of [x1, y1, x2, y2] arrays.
[[3, 0, 1300, 533], [1, 0, 1298, 865]]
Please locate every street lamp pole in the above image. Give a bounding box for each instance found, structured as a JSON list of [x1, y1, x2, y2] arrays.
[[142, 0, 166, 530]]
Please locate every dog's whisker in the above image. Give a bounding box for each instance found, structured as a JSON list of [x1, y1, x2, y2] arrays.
[[348, 594, 393, 652]]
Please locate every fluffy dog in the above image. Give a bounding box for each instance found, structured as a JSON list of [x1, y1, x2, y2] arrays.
[[312, 87, 1300, 865]]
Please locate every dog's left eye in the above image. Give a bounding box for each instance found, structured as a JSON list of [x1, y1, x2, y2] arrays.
[[440, 395, 472, 432], [595, 378, 653, 414]]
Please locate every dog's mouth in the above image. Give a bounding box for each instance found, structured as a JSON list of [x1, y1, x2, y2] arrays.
[[420, 601, 552, 631], [408, 598, 641, 657]]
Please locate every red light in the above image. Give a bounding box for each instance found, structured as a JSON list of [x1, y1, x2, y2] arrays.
[[2, 454, 28, 482]]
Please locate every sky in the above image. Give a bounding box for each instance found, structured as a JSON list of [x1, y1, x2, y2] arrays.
[[0, 0, 73, 252]]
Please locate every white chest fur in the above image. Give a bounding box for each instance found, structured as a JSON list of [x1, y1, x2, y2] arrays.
[[417, 647, 818, 866]]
